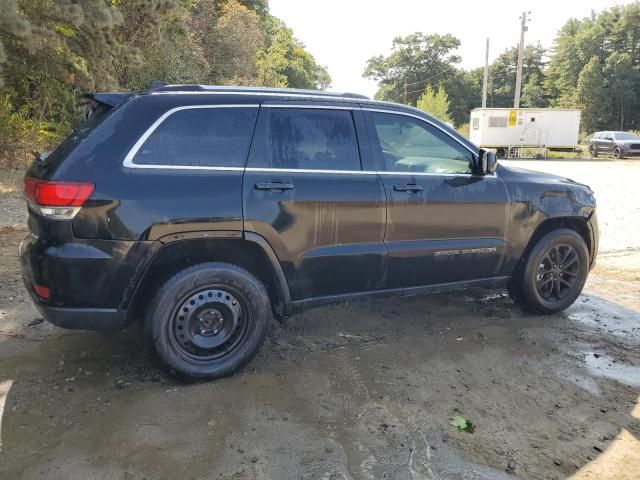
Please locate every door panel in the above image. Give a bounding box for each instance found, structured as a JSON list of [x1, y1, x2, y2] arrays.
[[381, 173, 510, 287], [243, 104, 387, 300], [364, 110, 510, 288]]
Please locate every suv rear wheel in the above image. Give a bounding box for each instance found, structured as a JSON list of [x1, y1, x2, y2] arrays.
[[144, 262, 270, 381], [508, 229, 589, 314], [589, 144, 597, 157]]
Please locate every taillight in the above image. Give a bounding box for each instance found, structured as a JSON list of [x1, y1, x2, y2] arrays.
[[23, 177, 95, 219], [32, 283, 51, 300]]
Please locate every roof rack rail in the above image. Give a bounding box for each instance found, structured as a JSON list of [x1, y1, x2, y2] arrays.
[[149, 84, 369, 99]]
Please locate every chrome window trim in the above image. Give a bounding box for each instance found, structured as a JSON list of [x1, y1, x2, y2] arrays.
[[122, 103, 496, 178], [119, 164, 496, 178], [122, 104, 260, 169], [245, 167, 375, 175], [246, 168, 495, 178]]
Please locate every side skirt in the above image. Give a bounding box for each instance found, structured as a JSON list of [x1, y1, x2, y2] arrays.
[[287, 276, 510, 315]]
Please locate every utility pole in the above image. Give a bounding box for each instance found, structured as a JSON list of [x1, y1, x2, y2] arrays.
[[482, 38, 490, 108], [514, 11, 530, 108], [404, 79, 408, 104]]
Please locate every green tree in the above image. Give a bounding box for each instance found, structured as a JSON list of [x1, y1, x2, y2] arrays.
[[576, 57, 610, 133], [256, 19, 330, 89], [363, 33, 461, 106], [521, 73, 548, 107], [417, 85, 453, 124], [206, 0, 265, 84], [0, 0, 331, 168], [116, 1, 209, 89], [446, 67, 483, 126], [546, 2, 640, 130], [605, 51, 639, 130], [488, 44, 546, 107]]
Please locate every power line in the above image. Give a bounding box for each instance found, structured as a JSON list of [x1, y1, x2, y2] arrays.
[[405, 68, 450, 88], [405, 72, 460, 96]]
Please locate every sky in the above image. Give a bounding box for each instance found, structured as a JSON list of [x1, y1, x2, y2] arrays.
[[269, 0, 631, 98]]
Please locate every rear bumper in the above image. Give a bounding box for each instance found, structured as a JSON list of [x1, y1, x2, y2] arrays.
[[19, 232, 149, 331], [22, 270, 127, 331]]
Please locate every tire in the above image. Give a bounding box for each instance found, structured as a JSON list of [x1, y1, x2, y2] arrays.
[[143, 262, 270, 381], [508, 229, 590, 314], [589, 144, 597, 158], [613, 147, 623, 159]]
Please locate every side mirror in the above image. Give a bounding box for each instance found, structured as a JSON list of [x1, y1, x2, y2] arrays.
[[478, 148, 497, 175]]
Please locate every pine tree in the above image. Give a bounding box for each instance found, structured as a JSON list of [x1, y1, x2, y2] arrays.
[[417, 85, 453, 124], [576, 57, 610, 133]]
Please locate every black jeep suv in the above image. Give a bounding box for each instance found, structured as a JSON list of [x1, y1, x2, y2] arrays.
[[20, 85, 598, 381]]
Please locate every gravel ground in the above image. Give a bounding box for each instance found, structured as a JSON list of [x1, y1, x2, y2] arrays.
[[501, 159, 640, 253], [0, 160, 639, 480]]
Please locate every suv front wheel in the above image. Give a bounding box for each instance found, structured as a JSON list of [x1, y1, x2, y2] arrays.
[[613, 146, 623, 159], [508, 229, 589, 314], [144, 262, 270, 381]]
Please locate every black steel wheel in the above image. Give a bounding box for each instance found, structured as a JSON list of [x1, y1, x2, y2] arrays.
[[170, 287, 249, 364], [144, 262, 270, 381], [508, 228, 590, 314]]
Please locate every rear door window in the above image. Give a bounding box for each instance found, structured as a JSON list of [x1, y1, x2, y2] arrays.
[[266, 108, 361, 171], [131, 107, 258, 167]]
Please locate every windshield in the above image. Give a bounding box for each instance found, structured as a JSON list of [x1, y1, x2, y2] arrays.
[[614, 132, 640, 140]]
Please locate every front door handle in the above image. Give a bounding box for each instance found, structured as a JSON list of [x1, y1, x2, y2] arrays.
[[254, 181, 295, 192], [393, 183, 424, 193]]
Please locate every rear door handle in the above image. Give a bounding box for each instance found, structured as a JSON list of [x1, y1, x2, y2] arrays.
[[393, 183, 424, 193], [254, 181, 294, 191]]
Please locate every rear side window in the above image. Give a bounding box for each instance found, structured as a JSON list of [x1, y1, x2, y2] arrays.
[[131, 107, 258, 167], [267, 108, 361, 171]]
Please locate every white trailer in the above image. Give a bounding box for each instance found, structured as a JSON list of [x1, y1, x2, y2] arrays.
[[469, 108, 581, 157]]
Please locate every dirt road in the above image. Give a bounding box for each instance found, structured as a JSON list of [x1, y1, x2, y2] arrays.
[[0, 161, 639, 480]]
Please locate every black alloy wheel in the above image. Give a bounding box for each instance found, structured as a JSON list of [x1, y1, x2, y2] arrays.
[[507, 228, 590, 314], [535, 244, 580, 301], [613, 147, 622, 159]]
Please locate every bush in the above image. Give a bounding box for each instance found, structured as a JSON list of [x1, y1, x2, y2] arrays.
[[456, 122, 470, 139]]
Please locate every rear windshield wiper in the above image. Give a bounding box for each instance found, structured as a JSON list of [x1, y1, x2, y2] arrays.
[[31, 151, 50, 162]]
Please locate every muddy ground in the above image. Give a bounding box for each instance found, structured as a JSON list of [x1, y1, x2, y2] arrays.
[[0, 161, 639, 480]]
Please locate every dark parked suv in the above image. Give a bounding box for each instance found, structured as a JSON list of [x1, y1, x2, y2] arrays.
[[588, 131, 640, 158], [20, 85, 599, 380]]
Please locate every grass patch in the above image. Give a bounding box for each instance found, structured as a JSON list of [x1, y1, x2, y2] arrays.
[[0, 168, 25, 193]]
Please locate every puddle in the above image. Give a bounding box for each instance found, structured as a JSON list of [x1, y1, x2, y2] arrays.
[[583, 352, 640, 387], [420, 430, 514, 480], [555, 368, 602, 396], [564, 294, 640, 337]]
